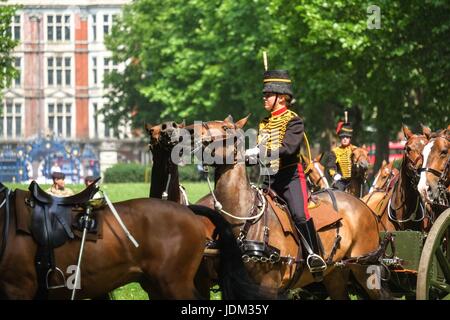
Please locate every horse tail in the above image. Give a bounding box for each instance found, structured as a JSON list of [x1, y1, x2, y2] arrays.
[[188, 205, 272, 300]]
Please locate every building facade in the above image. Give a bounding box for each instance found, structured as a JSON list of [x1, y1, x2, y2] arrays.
[[1, 0, 148, 178]]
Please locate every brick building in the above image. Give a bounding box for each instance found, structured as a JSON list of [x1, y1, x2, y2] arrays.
[[1, 0, 148, 178]]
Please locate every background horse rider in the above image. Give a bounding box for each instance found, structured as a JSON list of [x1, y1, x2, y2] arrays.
[[325, 117, 359, 191]]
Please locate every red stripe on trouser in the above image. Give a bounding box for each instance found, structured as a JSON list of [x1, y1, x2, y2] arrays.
[[297, 164, 310, 220]]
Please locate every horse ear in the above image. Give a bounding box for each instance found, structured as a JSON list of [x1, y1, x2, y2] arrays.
[[145, 123, 153, 134], [178, 119, 186, 128], [235, 114, 251, 129], [314, 153, 322, 162], [224, 115, 234, 123], [362, 144, 367, 149], [381, 159, 387, 167], [421, 124, 432, 139], [402, 124, 413, 139]]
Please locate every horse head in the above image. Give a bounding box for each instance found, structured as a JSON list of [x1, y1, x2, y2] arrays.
[[187, 115, 250, 165], [370, 160, 398, 192], [351, 146, 369, 179], [301, 153, 329, 191], [418, 128, 450, 205], [145, 120, 186, 151], [402, 125, 429, 183]]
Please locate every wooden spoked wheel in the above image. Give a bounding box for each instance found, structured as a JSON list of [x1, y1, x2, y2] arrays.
[[416, 208, 450, 300]]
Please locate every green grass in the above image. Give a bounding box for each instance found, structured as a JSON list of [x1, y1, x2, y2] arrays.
[[5, 182, 211, 300]]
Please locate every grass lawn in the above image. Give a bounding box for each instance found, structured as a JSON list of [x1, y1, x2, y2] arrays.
[[5, 182, 213, 300]]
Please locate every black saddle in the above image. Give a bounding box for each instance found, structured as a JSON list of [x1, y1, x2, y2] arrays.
[[29, 179, 100, 248], [28, 179, 100, 297]]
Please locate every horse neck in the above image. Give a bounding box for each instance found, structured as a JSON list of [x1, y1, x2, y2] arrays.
[[392, 159, 420, 222], [150, 145, 180, 203], [214, 163, 254, 218], [349, 176, 363, 197]]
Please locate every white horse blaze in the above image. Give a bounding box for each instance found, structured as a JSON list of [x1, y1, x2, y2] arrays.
[[418, 140, 434, 199]]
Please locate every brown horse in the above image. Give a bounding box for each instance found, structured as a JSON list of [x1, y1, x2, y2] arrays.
[[145, 121, 217, 298], [386, 125, 430, 231], [348, 147, 370, 198], [0, 183, 265, 300], [145, 121, 189, 204], [361, 160, 399, 232], [418, 127, 450, 212], [185, 116, 392, 300]]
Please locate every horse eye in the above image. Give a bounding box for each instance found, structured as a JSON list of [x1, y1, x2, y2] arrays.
[[441, 149, 448, 156], [172, 122, 176, 128], [406, 146, 411, 152], [162, 124, 167, 130]]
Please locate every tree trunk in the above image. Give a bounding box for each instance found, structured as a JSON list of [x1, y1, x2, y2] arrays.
[[374, 105, 390, 173]]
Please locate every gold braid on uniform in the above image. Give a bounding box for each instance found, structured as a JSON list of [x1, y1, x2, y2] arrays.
[[258, 109, 298, 171], [332, 145, 356, 179]]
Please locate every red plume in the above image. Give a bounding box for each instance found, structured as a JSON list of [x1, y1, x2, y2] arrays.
[[336, 121, 344, 134]]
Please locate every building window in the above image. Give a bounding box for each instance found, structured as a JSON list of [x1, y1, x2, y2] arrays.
[[47, 14, 71, 41], [14, 57, 21, 87], [103, 57, 117, 84], [47, 57, 71, 86], [103, 14, 110, 36], [9, 15, 21, 40], [92, 57, 97, 85], [91, 14, 97, 41], [1, 101, 22, 138], [48, 102, 73, 138]]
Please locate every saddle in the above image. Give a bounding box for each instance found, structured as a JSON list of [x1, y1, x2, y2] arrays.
[[265, 188, 341, 245], [29, 180, 100, 248], [26, 179, 100, 296]]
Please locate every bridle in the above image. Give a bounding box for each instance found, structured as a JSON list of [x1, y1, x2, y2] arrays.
[[304, 160, 329, 190], [419, 136, 450, 206], [191, 122, 241, 165]]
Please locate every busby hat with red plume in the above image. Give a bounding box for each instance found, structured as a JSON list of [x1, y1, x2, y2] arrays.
[[336, 111, 353, 138]]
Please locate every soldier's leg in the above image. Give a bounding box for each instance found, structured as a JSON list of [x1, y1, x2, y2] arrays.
[[280, 165, 326, 278]]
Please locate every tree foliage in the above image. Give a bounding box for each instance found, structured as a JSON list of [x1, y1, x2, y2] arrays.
[[105, 0, 450, 167], [0, 3, 18, 96]]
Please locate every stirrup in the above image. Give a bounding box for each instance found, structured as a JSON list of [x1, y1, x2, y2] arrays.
[[306, 253, 327, 273], [46, 267, 66, 290]]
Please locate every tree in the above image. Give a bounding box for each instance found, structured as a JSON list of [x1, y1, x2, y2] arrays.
[[105, 0, 450, 170], [0, 3, 18, 101]]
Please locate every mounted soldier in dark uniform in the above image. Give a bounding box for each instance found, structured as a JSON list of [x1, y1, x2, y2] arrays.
[[245, 69, 326, 275]]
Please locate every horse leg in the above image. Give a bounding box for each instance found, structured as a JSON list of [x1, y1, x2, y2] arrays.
[[194, 259, 214, 299], [322, 268, 351, 300]]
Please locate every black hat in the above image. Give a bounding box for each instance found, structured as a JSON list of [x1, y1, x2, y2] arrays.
[[263, 70, 293, 97], [336, 121, 353, 138], [51, 171, 65, 180]]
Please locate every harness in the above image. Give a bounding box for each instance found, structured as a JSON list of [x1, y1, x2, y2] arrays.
[[0, 185, 11, 263]]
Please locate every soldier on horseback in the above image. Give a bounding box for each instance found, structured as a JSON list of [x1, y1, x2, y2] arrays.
[[245, 69, 326, 276], [325, 116, 358, 191]]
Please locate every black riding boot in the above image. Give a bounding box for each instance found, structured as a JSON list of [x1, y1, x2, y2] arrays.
[[297, 218, 327, 281]]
